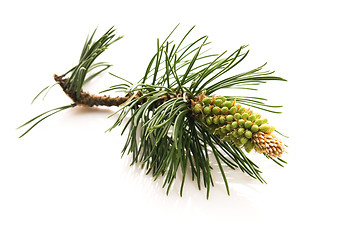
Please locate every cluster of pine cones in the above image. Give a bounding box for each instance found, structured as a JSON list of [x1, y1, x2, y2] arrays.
[[192, 94, 285, 158]]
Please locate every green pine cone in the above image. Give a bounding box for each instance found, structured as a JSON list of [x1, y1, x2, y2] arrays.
[[192, 94, 285, 158]]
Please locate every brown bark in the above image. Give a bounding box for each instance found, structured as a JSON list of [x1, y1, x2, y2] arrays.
[[53, 74, 178, 107], [54, 74, 138, 107]]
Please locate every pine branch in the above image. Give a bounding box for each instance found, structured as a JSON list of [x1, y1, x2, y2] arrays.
[[18, 26, 288, 198]]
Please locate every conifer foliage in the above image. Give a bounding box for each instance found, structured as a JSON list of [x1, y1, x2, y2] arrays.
[[18, 26, 287, 198]]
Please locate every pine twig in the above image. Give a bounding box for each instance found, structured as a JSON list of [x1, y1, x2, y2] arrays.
[[54, 74, 135, 107], [18, 26, 288, 198]]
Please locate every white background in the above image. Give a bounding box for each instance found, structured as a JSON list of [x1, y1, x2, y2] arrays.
[[1, 0, 360, 239]]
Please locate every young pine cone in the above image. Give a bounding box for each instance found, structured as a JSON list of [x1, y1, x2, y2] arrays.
[[192, 94, 285, 158]]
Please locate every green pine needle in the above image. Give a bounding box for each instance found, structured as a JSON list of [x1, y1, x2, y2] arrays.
[[17, 104, 75, 138]]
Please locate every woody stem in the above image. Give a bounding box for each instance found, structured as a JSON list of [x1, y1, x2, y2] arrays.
[[53, 74, 181, 108], [54, 74, 138, 107]]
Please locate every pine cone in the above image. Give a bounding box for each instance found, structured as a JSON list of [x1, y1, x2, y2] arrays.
[[192, 93, 285, 158]]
